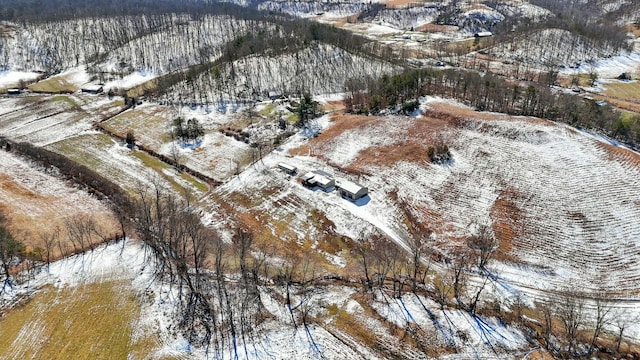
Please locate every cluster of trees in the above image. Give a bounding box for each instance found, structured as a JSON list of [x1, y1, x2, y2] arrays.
[[352, 220, 639, 357], [0, 0, 242, 22], [172, 117, 204, 144], [0, 209, 121, 295], [353, 222, 498, 315], [536, 288, 638, 358], [485, 0, 631, 59], [129, 185, 322, 357], [427, 143, 452, 164], [344, 68, 639, 147], [149, 10, 396, 104], [528, 0, 631, 52], [293, 93, 320, 128]]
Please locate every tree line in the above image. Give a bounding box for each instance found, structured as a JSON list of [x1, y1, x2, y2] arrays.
[[344, 68, 639, 148]]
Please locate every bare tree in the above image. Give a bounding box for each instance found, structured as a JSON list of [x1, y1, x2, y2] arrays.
[[407, 230, 432, 293], [557, 289, 585, 355], [39, 226, 60, 271], [0, 213, 25, 289], [433, 272, 454, 310], [451, 250, 471, 308], [587, 293, 612, 355], [466, 224, 497, 271], [64, 215, 100, 253], [353, 232, 373, 292], [542, 302, 555, 351], [612, 309, 638, 354]]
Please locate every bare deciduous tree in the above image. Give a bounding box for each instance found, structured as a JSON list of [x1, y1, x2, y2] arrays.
[[407, 230, 433, 293], [588, 292, 612, 355], [39, 226, 60, 271], [557, 289, 585, 355], [466, 224, 497, 270]]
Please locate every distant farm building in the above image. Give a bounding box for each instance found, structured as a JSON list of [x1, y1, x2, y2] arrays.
[[268, 91, 283, 100], [278, 162, 297, 175], [337, 180, 368, 201], [301, 170, 335, 191], [7, 88, 21, 95], [81, 83, 104, 94], [474, 31, 493, 38]]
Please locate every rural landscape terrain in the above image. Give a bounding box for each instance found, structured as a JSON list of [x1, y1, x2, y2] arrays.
[[1, 0, 640, 358]]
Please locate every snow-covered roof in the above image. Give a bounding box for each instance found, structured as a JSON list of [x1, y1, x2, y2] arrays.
[[81, 83, 103, 92], [313, 175, 334, 187], [474, 31, 493, 37], [338, 180, 367, 195], [301, 172, 315, 181], [278, 162, 296, 172], [313, 169, 333, 178]]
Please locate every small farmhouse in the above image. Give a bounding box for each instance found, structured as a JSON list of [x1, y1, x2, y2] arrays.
[[81, 83, 104, 94], [278, 162, 297, 175], [473, 31, 493, 38], [301, 170, 335, 191], [337, 180, 368, 201]]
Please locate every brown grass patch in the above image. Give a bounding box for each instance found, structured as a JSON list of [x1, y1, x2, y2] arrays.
[[597, 96, 640, 113], [327, 301, 380, 350], [523, 349, 555, 360], [594, 141, 640, 169], [350, 115, 451, 170], [291, 113, 456, 173], [323, 100, 345, 113], [0, 173, 118, 259], [489, 187, 524, 262], [426, 101, 551, 125], [289, 113, 376, 157], [602, 81, 640, 102], [416, 23, 459, 32], [626, 24, 640, 37], [384, 0, 421, 8]]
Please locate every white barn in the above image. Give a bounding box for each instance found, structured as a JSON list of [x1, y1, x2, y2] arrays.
[[338, 180, 368, 201]]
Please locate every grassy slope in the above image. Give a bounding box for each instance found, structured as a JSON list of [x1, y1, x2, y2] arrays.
[[0, 282, 144, 360]]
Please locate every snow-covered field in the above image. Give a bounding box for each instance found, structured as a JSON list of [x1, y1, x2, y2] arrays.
[[0, 94, 122, 146], [210, 96, 640, 307]]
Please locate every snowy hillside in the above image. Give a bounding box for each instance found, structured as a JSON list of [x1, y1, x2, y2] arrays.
[[0, 15, 254, 75], [209, 96, 640, 308], [490, 28, 624, 68], [1, 0, 640, 358], [162, 42, 397, 103]]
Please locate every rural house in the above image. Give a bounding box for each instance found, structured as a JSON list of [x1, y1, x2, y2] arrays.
[[301, 170, 335, 191], [337, 180, 368, 201]]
